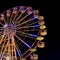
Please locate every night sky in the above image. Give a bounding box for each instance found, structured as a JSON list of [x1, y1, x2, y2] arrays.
[[0, 0, 59, 60]]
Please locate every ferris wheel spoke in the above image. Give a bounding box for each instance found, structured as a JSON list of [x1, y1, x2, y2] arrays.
[[0, 27, 3, 30], [17, 27, 39, 32], [13, 13, 18, 21], [15, 17, 38, 27], [24, 29, 39, 32], [13, 13, 22, 24], [0, 32, 3, 35], [28, 21, 38, 26], [6, 10, 11, 23], [16, 8, 27, 20], [3, 18, 7, 24], [14, 11, 33, 25], [2, 37, 9, 56], [13, 8, 28, 24], [16, 32, 36, 43], [16, 21, 38, 29], [16, 49, 22, 57], [0, 22, 4, 26], [13, 13, 24, 24], [16, 31, 38, 38], [0, 14, 7, 24], [7, 17, 10, 23], [0, 31, 3, 34], [10, 13, 14, 23], [16, 25, 40, 30], [15, 35, 30, 48], [15, 33, 24, 46], [15, 19, 32, 27], [0, 30, 6, 44], [15, 41, 23, 57], [12, 10, 20, 23], [0, 32, 3, 34], [17, 35, 26, 46], [3, 19, 6, 24], [15, 14, 30, 25], [10, 7, 18, 23], [1, 35, 7, 52]]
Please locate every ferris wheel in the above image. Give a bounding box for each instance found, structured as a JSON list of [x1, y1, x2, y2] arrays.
[[0, 6, 47, 60]]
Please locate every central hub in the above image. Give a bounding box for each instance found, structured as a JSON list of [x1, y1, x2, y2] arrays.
[[3, 23, 14, 30], [3, 23, 16, 36]]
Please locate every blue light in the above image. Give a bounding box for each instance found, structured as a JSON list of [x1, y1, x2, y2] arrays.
[[29, 34, 38, 38], [0, 54, 2, 59], [32, 16, 38, 20], [32, 25, 40, 27], [24, 8, 28, 12], [17, 49, 20, 57], [19, 7, 28, 12], [24, 42, 30, 48], [18, 8, 21, 11]]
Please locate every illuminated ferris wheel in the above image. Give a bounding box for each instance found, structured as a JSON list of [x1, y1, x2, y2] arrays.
[[0, 6, 47, 60]]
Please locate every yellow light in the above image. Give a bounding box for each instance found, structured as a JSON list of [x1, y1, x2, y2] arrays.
[[30, 54, 38, 60], [28, 7, 32, 10], [30, 48, 37, 52], [37, 36, 44, 41], [34, 10, 39, 13], [7, 13, 10, 17], [0, 17, 5, 20], [20, 57, 26, 60], [40, 25, 46, 29], [40, 30, 47, 36], [38, 16, 44, 20], [40, 21, 45, 25], [13, 11, 18, 14], [37, 42, 45, 48]]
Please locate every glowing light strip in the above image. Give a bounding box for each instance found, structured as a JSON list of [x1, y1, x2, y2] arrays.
[[14, 11, 33, 25], [16, 25, 40, 30], [28, 34, 38, 38], [16, 31, 38, 39], [17, 32, 36, 40], [31, 25, 40, 27], [0, 22, 3, 26], [17, 49, 21, 57], [29, 21, 38, 26], [24, 42, 30, 48], [32, 16, 38, 20], [15, 35, 30, 48], [15, 17, 38, 27], [13, 8, 28, 24]]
